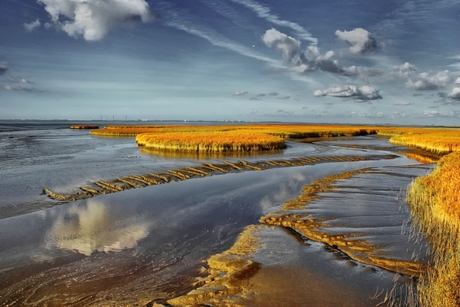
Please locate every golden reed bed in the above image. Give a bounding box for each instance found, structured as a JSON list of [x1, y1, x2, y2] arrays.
[[369, 126, 460, 154], [91, 124, 378, 152], [406, 152, 460, 307]]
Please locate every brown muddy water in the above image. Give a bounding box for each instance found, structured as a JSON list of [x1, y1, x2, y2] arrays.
[[0, 122, 433, 306]]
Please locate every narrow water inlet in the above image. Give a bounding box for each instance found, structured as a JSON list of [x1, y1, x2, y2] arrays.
[[168, 163, 433, 306]]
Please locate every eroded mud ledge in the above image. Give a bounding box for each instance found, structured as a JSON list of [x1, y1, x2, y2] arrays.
[[44, 153, 398, 203]]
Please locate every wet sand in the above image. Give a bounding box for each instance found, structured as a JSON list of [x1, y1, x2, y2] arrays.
[[0, 123, 433, 306]]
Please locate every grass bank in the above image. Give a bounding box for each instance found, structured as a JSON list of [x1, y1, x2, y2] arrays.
[[406, 152, 460, 306]]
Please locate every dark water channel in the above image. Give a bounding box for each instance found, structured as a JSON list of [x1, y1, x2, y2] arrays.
[[0, 122, 433, 306]]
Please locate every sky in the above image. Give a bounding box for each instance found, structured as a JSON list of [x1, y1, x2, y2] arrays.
[[1, 0, 460, 124]]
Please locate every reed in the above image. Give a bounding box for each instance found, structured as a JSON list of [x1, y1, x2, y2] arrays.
[[406, 152, 460, 306], [90, 124, 383, 153], [136, 131, 286, 152], [389, 129, 460, 154]]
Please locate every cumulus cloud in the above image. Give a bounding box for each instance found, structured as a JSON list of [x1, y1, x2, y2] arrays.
[[335, 28, 377, 54], [268, 92, 279, 96], [262, 28, 301, 61], [250, 96, 262, 100], [233, 90, 248, 96], [314, 84, 382, 101], [448, 77, 460, 100], [296, 46, 344, 74], [37, 0, 153, 41], [449, 88, 460, 100], [391, 62, 416, 78], [262, 28, 382, 80], [24, 19, 41, 32], [406, 70, 450, 90]]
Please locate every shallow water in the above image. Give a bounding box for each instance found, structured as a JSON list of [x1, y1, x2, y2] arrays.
[[0, 122, 433, 306]]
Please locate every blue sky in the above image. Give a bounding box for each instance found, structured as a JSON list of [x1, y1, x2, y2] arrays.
[[1, 0, 460, 124]]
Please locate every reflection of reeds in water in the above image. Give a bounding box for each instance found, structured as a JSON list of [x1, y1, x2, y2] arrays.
[[400, 152, 440, 164], [43, 154, 398, 202], [46, 201, 150, 256], [139, 146, 284, 160], [405, 152, 460, 307]]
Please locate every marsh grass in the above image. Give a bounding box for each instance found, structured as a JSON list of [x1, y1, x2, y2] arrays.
[[90, 124, 381, 153], [385, 128, 460, 154], [405, 153, 460, 306]]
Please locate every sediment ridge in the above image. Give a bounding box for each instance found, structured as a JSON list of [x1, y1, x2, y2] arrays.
[[43, 154, 398, 203]]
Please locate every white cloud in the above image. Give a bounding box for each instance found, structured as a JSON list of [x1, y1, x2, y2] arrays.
[[406, 70, 450, 90], [449, 87, 460, 100], [38, 0, 152, 41], [335, 28, 377, 54], [448, 77, 460, 100], [233, 91, 248, 96], [24, 19, 41, 32], [314, 84, 382, 101], [306, 46, 334, 61], [391, 62, 417, 78], [313, 89, 327, 97], [262, 28, 301, 61], [262, 29, 380, 79]]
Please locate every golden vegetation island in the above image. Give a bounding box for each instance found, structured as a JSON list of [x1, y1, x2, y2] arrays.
[[90, 124, 378, 152]]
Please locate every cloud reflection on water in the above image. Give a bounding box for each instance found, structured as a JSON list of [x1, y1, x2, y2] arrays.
[[45, 200, 150, 256]]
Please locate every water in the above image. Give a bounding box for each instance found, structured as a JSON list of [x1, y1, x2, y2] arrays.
[[0, 121, 432, 306]]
